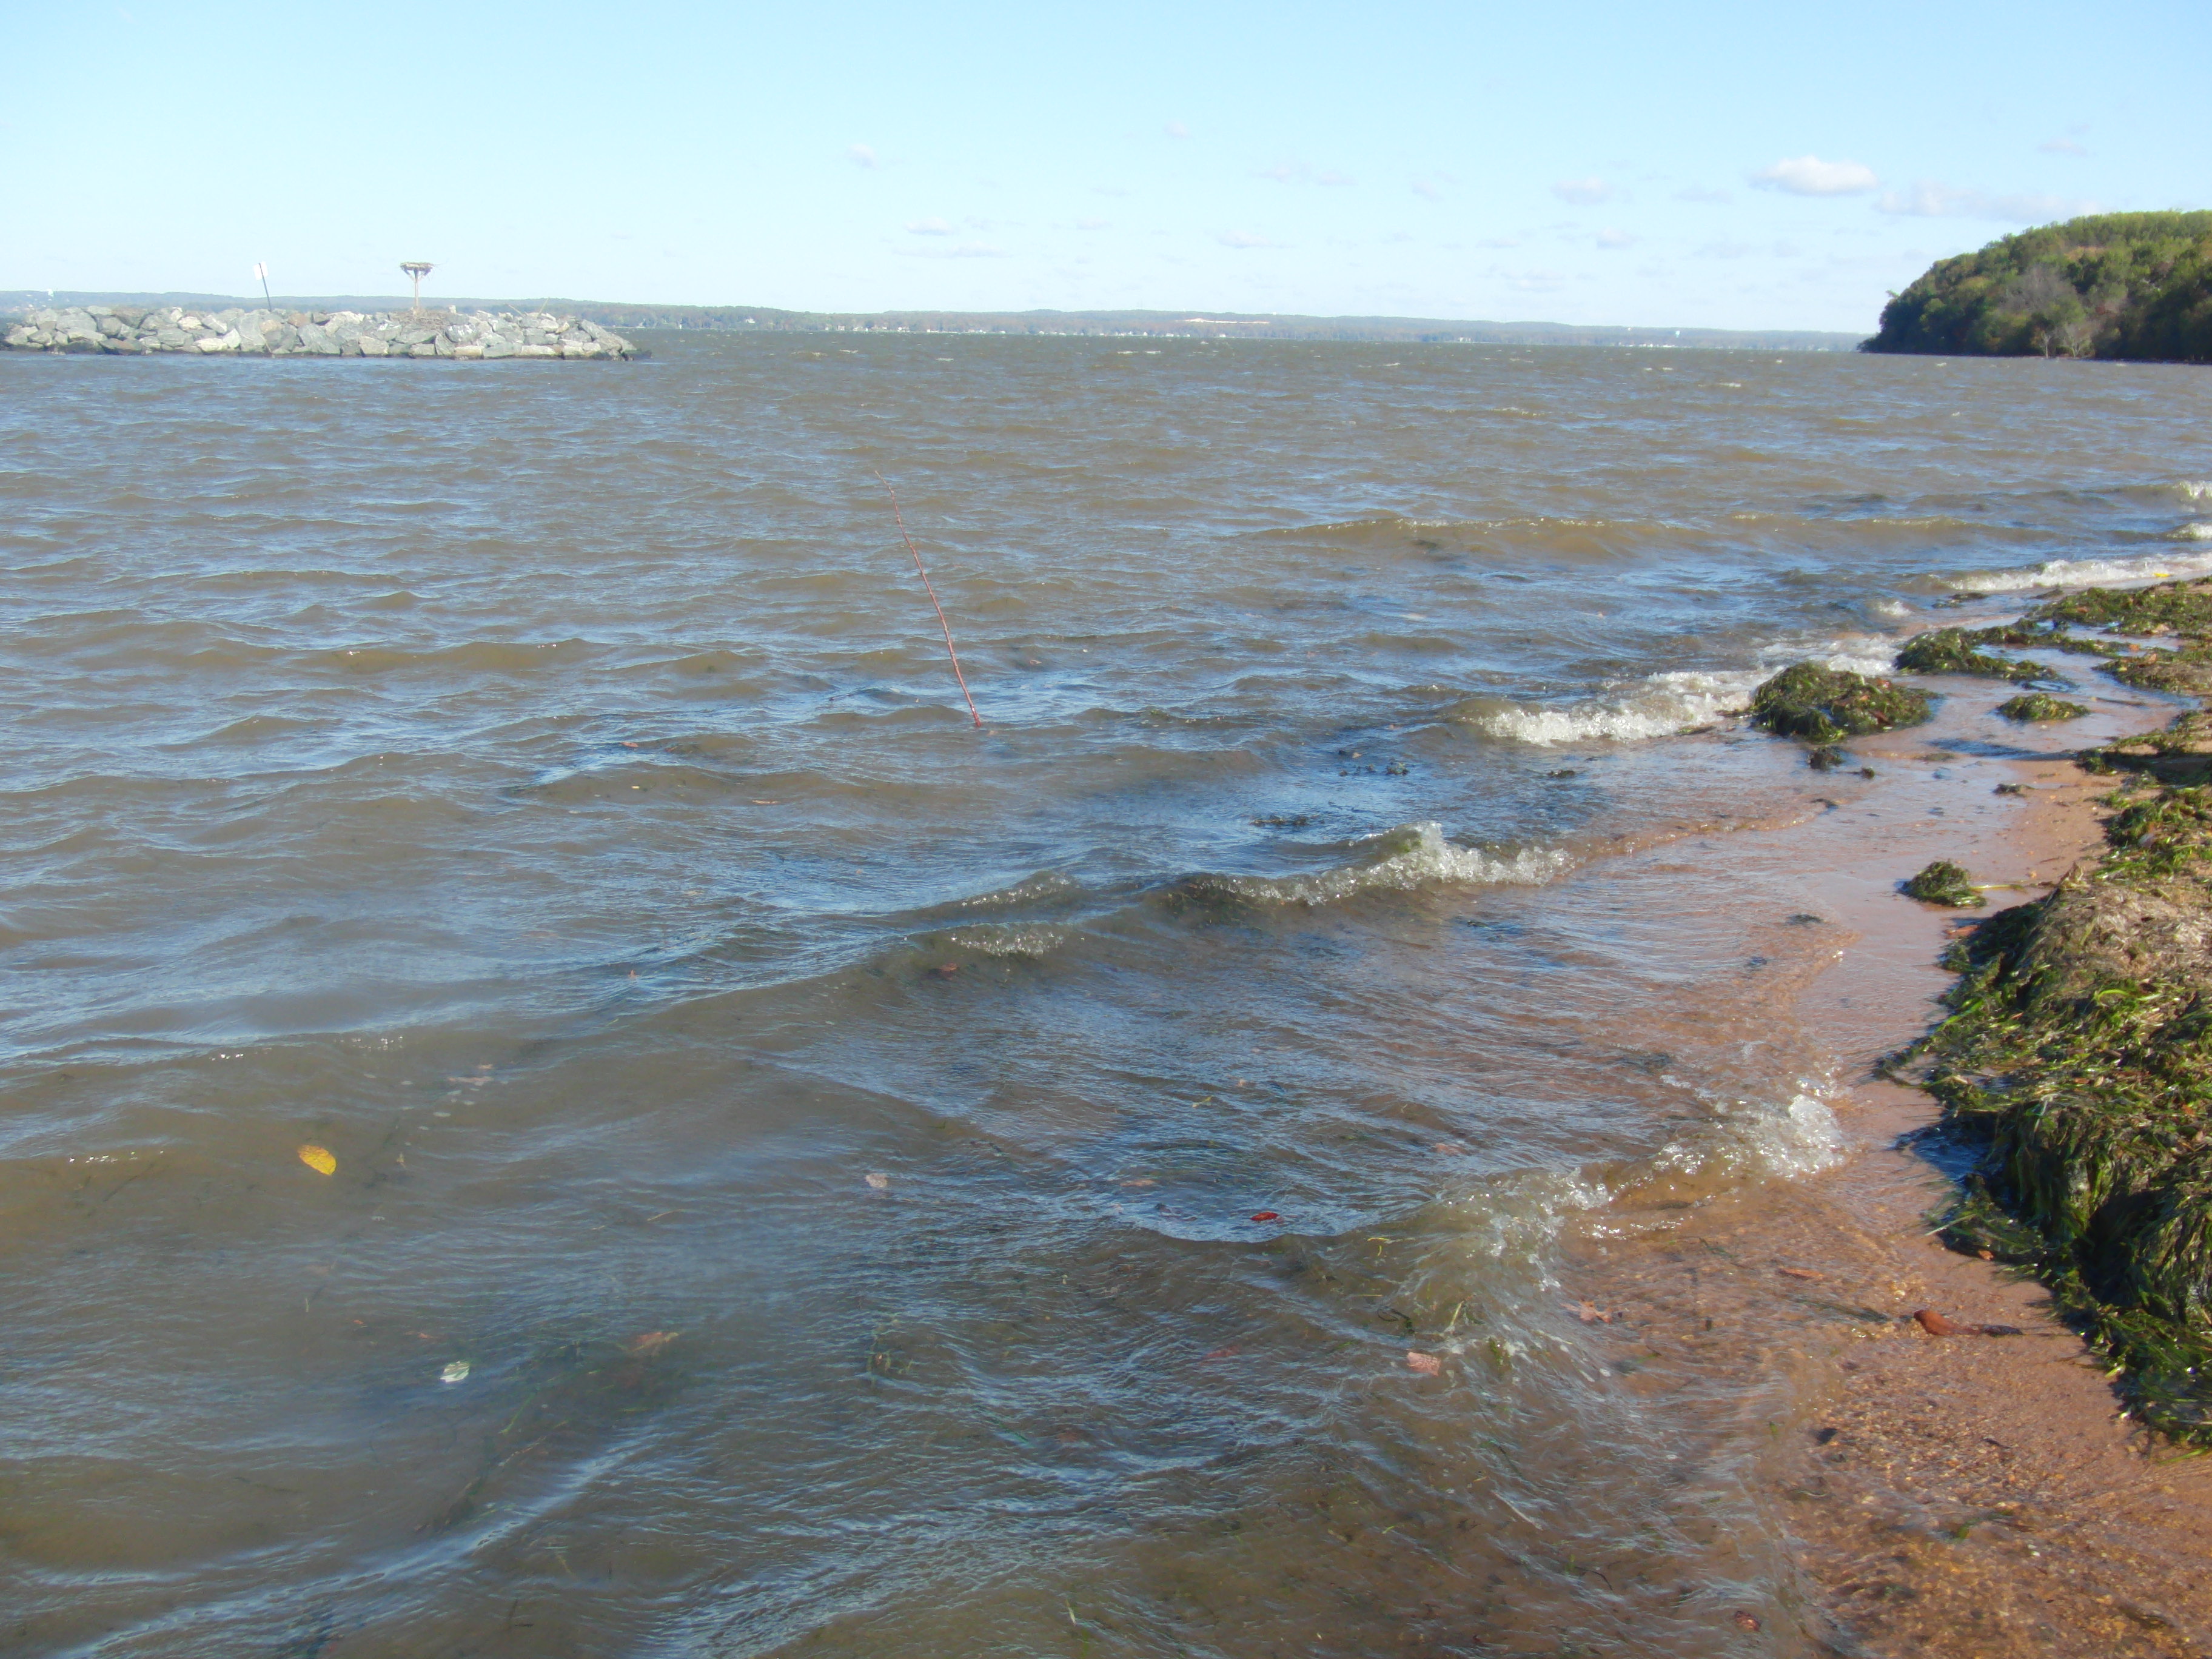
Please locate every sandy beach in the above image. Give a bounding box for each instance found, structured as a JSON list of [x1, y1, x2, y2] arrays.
[[1561, 711, 2212, 1656]]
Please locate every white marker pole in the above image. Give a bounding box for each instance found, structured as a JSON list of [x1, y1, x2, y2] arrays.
[[254, 262, 272, 309]]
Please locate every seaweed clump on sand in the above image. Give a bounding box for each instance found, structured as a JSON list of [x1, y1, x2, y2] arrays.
[[1917, 763, 2212, 1437], [1903, 859, 1985, 907], [1749, 662, 1932, 743], [1894, 626, 2045, 682], [1997, 692, 2090, 722]]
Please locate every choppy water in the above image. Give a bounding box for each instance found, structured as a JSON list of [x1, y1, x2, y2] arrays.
[[4, 337, 2211, 1657]]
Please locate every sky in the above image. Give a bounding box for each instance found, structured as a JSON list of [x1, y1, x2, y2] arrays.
[[4, 0, 2208, 333]]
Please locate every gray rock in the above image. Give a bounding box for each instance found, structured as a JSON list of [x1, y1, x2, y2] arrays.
[[357, 336, 389, 357], [297, 322, 339, 355], [481, 334, 516, 358]]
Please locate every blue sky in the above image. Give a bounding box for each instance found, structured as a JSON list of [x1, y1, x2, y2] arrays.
[[6, 0, 2207, 332]]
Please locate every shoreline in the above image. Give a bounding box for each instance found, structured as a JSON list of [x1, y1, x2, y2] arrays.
[[1721, 630, 2212, 1652], [1543, 627, 2212, 1654]]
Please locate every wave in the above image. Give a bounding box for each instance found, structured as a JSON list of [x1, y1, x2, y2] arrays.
[[1943, 547, 2212, 594], [1460, 635, 1896, 747], [1190, 821, 1569, 906]]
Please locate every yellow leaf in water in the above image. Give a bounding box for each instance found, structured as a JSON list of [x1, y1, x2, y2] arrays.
[[298, 1144, 337, 1176]]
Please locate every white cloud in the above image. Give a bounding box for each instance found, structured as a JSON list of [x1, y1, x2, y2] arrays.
[[905, 218, 952, 236], [2039, 136, 2088, 156], [1165, 120, 1191, 140], [845, 144, 880, 169], [1552, 176, 1612, 206], [1595, 228, 1636, 249], [1411, 178, 1444, 201], [1875, 182, 2100, 221], [1315, 169, 1352, 187], [948, 243, 1005, 258], [1218, 229, 1279, 249], [1750, 155, 1879, 196], [1076, 217, 1110, 231], [1675, 185, 1731, 204]]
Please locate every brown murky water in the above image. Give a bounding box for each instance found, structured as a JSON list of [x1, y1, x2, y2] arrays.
[[2, 337, 2210, 1655]]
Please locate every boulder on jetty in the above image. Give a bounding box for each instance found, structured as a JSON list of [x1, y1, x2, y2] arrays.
[[1, 304, 643, 360]]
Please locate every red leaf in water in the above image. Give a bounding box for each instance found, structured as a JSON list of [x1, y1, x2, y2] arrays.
[[1404, 1350, 1442, 1376], [1250, 1211, 1281, 1222], [1733, 1611, 1761, 1632]]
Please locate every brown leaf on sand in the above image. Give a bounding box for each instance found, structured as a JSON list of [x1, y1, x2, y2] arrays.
[[1913, 1308, 1964, 1336], [1777, 1266, 1822, 1281], [626, 1330, 679, 1356], [1405, 1350, 1442, 1376], [1572, 1301, 1618, 1324], [926, 964, 959, 979]]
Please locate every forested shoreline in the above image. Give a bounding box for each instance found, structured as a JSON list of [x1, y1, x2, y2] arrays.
[[1866, 212, 2212, 361]]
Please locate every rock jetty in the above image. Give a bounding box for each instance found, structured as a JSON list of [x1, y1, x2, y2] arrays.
[[2, 304, 643, 359]]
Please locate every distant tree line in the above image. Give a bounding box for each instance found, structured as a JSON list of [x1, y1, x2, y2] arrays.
[[1865, 212, 2212, 361]]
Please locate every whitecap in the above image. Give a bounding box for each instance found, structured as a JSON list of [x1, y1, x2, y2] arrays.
[[1945, 547, 2212, 594]]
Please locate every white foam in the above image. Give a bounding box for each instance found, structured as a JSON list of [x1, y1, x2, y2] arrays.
[[2176, 480, 2212, 501], [1469, 634, 1897, 748], [1946, 548, 2212, 594], [1738, 1092, 1849, 1178], [1218, 821, 1569, 905], [1475, 669, 1765, 745], [1653, 1088, 1849, 1182]]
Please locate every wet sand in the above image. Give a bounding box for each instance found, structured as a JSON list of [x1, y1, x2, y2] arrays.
[[1571, 718, 2212, 1656]]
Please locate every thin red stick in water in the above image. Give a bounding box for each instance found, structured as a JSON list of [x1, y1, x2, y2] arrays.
[[877, 471, 983, 728]]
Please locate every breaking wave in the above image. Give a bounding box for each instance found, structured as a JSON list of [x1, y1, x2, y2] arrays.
[[1944, 547, 2212, 594], [1460, 635, 1897, 746], [1196, 822, 1570, 905]]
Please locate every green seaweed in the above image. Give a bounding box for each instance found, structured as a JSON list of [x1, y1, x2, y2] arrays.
[[1895, 626, 2044, 682], [1903, 859, 1985, 907], [1912, 759, 2212, 1441], [1749, 662, 1933, 743], [2022, 583, 2212, 638], [1997, 692, 2089, 722]]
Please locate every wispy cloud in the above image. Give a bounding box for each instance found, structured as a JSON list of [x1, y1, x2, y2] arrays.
[[2039, 136, 2088, 156], [1595, 228, 1636, 249], [1218, 229, 1280, 250], [1259, 161, 1354, 186], [1076, 217, 1110, 231], [1551, 176, 1613, 206], [845, 143, 880, 169], [1412, 178, 1444, 201], [1165, 120, 1191, 140], [905, 218, 951, 236], [1750, 155, 1878, 196], [1875, 181, 2100, 221], [1674, 185, 1731, 204]]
